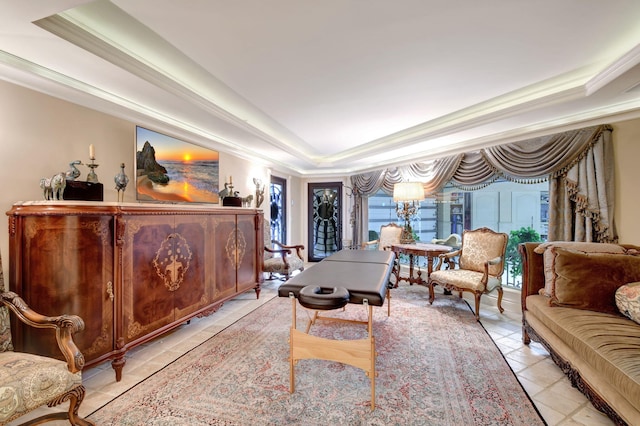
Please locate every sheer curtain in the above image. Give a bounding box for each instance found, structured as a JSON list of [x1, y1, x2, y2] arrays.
[[350, 124, 615, 246]]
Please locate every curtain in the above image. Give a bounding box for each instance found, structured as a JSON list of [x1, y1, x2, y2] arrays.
[[350, 124, 615, 246]]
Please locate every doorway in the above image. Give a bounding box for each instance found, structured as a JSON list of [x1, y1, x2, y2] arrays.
[[269, 176, 286, 244], [308, 182, 342, 262]]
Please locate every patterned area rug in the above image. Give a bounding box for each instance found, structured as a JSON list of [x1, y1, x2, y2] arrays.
[[88, 285, 544, 425]]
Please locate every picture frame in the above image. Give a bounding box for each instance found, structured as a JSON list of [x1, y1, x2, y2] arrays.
[[135, 126, 220, 203]]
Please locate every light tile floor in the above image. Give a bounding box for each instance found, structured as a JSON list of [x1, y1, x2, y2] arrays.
[[9, 279, 616, 426]]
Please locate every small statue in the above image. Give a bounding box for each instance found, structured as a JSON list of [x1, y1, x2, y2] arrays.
[[218, 182, 230, 201], [40, 172, 66, 200], [65, 160, 83, 181], [253, 178, 265, 208], [114, 163, 129, 202], [241, 194, 254, 207]]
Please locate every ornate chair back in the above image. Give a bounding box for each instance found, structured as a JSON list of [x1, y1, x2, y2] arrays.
[[459, 228, 507, 278]]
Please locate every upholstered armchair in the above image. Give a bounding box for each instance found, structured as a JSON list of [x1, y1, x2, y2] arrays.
[[0, 256, 93, 425], [428, 227, 508, 321], [361, 223, 403, 251], [263, 220, 305, 280]]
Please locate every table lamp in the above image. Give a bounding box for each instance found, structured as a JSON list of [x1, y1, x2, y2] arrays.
[[393, 182, 425, 244]]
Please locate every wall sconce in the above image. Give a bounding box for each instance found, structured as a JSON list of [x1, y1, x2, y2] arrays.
[[393, 182, 425, 244]]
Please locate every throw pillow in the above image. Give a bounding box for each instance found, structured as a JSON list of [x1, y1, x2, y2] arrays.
[[536, 242, 628, 297], [615, 282, 640, 324], [550, 248, 640, 314]]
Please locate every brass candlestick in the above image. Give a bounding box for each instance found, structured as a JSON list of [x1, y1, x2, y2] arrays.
[[87, 158, 99, 183]]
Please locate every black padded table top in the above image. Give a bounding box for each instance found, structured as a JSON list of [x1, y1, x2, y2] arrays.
[[322, 249, 395, 265], [278, 250, 395, 306]]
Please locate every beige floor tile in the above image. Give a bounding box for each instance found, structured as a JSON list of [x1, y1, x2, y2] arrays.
[[569, 405, 616, 425], [535, 401, 571, 425]]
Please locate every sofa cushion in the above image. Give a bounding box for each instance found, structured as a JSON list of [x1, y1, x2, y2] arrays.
[[550, 248, 640, 314], [535, 242, 628, 298], [616, 282, 640, 324], [526, 294, 640, 413]]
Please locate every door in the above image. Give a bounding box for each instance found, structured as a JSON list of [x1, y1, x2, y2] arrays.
[[269, 176, 286, 243], [308, 182, 342, 262]]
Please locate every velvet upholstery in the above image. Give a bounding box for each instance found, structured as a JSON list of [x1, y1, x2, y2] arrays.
[[549, 248, 640, 314], [520, 241, 640, 425], [534, 241, 628, 298]]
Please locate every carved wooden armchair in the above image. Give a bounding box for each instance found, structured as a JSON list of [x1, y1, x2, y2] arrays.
[[0, 256, 93, 425], [428, 227, 508, 321], [361, 223, 403, 251], [263, 219, 305, 280]]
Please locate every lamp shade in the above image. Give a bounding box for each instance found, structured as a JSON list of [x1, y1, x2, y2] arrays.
[[393, 182, 425, 202]]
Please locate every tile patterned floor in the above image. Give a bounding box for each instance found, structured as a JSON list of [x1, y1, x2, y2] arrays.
[[9, 279, 616, 425]]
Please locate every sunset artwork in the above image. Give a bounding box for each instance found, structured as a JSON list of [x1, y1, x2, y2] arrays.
[[135, 126, 220, 203]]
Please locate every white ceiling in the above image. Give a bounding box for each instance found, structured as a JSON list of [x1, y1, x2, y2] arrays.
[[2, 0, 640, 176]]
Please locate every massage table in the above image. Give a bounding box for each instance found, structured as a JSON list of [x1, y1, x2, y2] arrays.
[[278, 249, 395, 410]]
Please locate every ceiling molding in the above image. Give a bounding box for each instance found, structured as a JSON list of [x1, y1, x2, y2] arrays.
[[34, 10, 320, 160], [586, 43, 640, 96]]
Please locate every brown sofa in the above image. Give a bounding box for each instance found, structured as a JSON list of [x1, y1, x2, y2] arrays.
[[519, 242, 640, 426]]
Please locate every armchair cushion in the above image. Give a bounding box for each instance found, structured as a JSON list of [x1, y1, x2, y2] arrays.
[[429, 269, 501, 293], [0, 351, 82, 424], [263, 255, 304, 276], [550, 248, 640, 314]]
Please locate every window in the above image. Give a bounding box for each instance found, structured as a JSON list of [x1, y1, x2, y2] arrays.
[[366, 179, 548, 287]]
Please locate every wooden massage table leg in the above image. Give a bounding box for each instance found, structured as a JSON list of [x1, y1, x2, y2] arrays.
[[288, 293, 378, 410]]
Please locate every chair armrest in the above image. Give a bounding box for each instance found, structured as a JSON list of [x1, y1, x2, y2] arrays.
[[360, 239, 379, 249], [441, 249, 462, 259], [481, 256, 503, 283], [1, 291, 85, 374], [265, 245, 292, 257], [273, 240, 305, 258], [434, 249, 461, 270]]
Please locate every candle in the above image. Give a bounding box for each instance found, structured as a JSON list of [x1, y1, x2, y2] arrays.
[[230, 175, 233, 184], [89, 144, 95, 160]]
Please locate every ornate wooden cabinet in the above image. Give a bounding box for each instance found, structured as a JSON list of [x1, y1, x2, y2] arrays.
[[7, 202, 263, 381]]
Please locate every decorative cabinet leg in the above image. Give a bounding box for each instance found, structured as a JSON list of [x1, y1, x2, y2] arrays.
[[112, 357, 126, 382]]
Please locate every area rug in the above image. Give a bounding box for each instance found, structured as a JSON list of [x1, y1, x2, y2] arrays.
[[87, 285, 544, 425]]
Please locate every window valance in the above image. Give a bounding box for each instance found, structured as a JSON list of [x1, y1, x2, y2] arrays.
[[350, 124, 615, 244]]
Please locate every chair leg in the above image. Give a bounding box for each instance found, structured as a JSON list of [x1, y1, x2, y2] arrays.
[[496, 286, 504, 314], [67, 385, 95, 426], [474, 293, 481, 321], [428, 282, 435, 305]]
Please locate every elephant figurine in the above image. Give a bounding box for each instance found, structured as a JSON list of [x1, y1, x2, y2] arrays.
[[40, 172, 66, 200]]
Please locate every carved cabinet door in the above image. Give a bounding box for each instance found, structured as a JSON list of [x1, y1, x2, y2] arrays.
[[120, 214, 177, 344], [172, 215, 210, 318], [211, 215, 239, 300], [237, 214, 259, 293], [10, 214, 115, 362]]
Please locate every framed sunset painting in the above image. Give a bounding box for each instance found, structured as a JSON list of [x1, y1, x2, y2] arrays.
[[135, 126, 220, 203]]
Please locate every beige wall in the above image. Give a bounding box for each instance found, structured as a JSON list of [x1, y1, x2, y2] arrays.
[[612, 119, 640, 243], [0, 80, 280, 277], [1, 79, 640, 279]]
